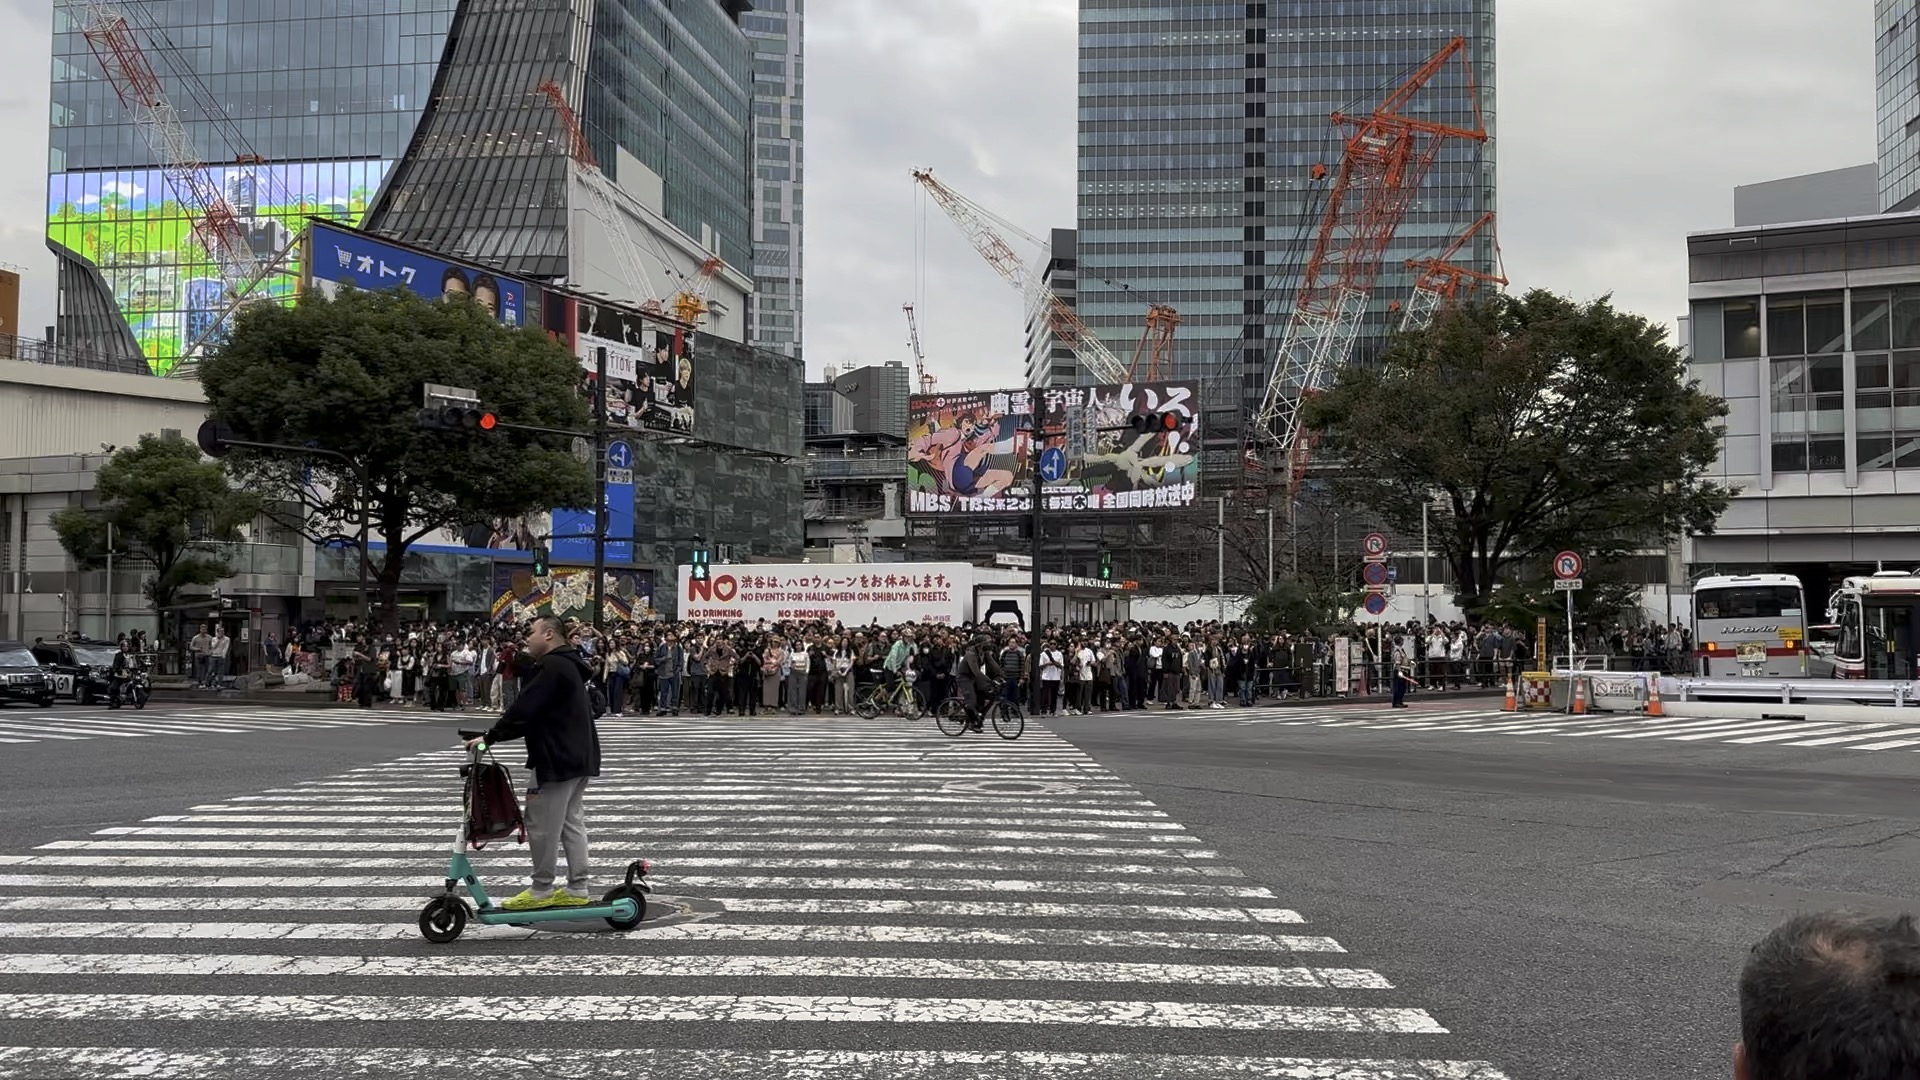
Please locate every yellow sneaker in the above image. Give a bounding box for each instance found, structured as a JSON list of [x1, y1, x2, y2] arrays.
[[500, 889, 562, 912], [547, 888, 593, 908]]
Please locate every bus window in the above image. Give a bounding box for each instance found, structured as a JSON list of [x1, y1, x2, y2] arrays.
[[1866, 603, 1917, 681], [1837, 598, 1864, 661], [1695, 586, 1803, 620]]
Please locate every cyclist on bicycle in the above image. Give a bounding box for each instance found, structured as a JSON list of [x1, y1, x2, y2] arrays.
[[883, 629, 916, 698], [957, 633, 1004, 732]]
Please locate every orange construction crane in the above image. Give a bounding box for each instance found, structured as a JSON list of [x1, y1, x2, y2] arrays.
[[1399, 211, 1507, 332], [1250, 37, 1489, 488], [903, 303, 935, 393], [1128, 303, 1180, 381]]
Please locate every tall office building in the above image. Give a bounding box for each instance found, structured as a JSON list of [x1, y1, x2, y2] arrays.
[[741, 0, 804, 360], [47, 0, 756, 376], [1879, 1, 1920, 211], [1076, 1, 1496, 431], [1024, 228, 1078, 388]]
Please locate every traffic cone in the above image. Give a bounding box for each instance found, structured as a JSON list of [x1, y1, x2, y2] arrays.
[[1502, 674, 1518, 712], [1645, 676, 1664, 717], [1572, 675, 1588, 715]]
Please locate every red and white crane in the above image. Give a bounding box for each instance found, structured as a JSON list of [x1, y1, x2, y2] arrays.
[[903, 302, 935, 393], [1399, 211, 1507, 333], [1250, 37, 1489, 487]]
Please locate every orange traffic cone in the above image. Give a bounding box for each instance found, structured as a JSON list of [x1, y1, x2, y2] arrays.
[[1572, 675, 1589, 715], [1645, 676, 1664, 717], [1502, 674, 1518, 712]]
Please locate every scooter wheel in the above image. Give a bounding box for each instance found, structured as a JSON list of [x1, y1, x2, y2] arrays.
[[418, 896, 467, 944], [602, 885, 647, 931]]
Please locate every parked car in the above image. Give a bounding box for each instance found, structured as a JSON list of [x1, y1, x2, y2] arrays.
[[0, 641, 55, 708], [29, 639, 119, 705]]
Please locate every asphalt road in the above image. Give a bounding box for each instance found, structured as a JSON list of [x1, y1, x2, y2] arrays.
[[0, 698, 1914, 1078], [1048, 701, 1920, 1080]]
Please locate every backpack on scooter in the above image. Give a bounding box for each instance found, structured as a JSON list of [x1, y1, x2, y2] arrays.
[[463, 753, 525, 850]]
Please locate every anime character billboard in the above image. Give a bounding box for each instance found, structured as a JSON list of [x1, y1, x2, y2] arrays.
[[906, 382, 1201, 515]]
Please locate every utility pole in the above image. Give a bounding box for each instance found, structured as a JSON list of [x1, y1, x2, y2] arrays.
[[592, 345, 609, 633], [1028, 417, 1043, 638], [104, 520, 114, 639]]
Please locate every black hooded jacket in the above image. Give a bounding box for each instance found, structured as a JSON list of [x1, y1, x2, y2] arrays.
[[483, 645, 601, 785]]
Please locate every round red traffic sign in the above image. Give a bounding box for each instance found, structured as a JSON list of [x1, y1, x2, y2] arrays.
[[1553, 550, 1584, 580], [1362, 592, 1389, 616], [1361, 532, 1388, 557], [1362, 562, 1390, 586]]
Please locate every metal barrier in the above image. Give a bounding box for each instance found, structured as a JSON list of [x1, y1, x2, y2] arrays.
[[1665, 677, 1920, 708]]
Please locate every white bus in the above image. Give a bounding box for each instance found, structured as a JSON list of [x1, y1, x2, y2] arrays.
[[1824, 571, 1920, 680], [1690, 573, 1809, 677]]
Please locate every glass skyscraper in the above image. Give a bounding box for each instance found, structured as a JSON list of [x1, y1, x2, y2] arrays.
[[47, 0, 755, 376], [1878, 1, 1920, 212], [741, 0, 803, 361], [1076, 0, 1496, 436]]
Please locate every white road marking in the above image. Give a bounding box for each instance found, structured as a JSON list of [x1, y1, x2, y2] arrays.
[[43, 838, 1224, 860], [1849, 736, 1920, 750], [0, 853, 1239, 877], [0, 991, 1449, 1032], [144, 813, 1191, 831], [0, 1047, 1514, 1080], [184, 802, 1175, 819], [0, 950, 1385, 986], [91, 825, 1204, 844], [0, 873, 1272, 897], [1726, 725, 1873, 744]]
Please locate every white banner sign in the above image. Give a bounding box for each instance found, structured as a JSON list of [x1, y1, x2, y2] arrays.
[[676, 563, 974, 626]]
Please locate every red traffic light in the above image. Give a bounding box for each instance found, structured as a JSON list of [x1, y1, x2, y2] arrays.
[[1128, 411, 1183, 434], [478, 412, 498, 432]]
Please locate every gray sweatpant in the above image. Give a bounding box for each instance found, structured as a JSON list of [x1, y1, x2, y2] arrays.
[[525, 776, 591, 897]]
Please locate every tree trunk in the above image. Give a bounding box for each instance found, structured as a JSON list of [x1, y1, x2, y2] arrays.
[[377, 547, 406, 636]]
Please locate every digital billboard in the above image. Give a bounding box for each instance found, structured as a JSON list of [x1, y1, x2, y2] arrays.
[[47, 158, 393, 375], [907, 381, 1202, 515], [490, 564, 655, 625], [305, 221, 529, 327], [576, 301, 696, 435]]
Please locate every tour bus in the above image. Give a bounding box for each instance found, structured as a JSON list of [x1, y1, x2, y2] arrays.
[[1823, 571, 1920, 680], [1690, 573, 1810, 677]]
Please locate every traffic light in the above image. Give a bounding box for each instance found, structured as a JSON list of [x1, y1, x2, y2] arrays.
[[690, 548, 710, 582], [416, 406, 498, 433], [531, 544, 550, 577], [1098, 551, 1113, 581], [1128, 411, 1182, 435]]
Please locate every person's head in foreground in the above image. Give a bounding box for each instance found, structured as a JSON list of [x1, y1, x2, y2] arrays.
[[1737, 911, 1920, 1079]]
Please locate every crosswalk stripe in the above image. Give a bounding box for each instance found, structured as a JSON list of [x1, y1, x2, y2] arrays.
[[42, 838, 1225, 860], [1726, 724, 1866, 744], [1665, 721, 1814, 741], [0, 991, 1450, 1031], [0, 852, 1245, 877], [0, 1047, 1513, 1080], [144, 812, 1191, 830], [93, 824, 1202, 842], [1849, 735, 1920, 750], [0, 872, 1272, 896]]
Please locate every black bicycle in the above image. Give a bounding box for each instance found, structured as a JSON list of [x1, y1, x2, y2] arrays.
[[935, 686, 1025, 740]]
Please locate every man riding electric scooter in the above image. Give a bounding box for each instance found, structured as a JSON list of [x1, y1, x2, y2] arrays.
[[463, 614, 601, 911]]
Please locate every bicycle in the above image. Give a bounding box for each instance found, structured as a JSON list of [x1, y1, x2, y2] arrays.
[[855, 674, 928, 720], [935, 687, 1025, 740]]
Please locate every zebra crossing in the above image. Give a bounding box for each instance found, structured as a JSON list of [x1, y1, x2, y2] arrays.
[[0, 706, 433, 746], [0, 716, 1508, 1080], [1187, 703, 1920, 752]]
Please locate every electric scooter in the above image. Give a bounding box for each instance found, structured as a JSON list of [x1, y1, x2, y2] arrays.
[[416, 729, 652, 944]]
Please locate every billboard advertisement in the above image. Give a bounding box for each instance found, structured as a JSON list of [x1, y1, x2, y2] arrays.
[[907, 381, 1202, 515], [48, 158, 393, 374], [575, 300, 696, 435], [490, 564, 655, 625], [677, 563, 973, 626], [305, 221, 528, 327]]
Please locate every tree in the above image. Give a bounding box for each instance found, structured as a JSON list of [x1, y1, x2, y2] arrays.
[[1301, 290, 1732, 620], [1244, 575, 1361, 635], [51, 433, 258, 640], [197, 286, 593, 633]]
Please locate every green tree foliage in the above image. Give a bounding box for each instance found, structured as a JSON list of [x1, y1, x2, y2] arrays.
[[197, 286, 593, 631], [51, 433, 258, 627], [1244, 575, 1362, 635], [1301, 291, 1732, 620]]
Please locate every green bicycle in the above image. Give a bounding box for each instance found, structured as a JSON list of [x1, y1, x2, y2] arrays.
[[856, 676, 928, 720]]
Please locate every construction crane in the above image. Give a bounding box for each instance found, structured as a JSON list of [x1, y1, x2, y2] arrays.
[[670, 256, 725, 327], [537, 80, 670, 318], [1250, 37, 1489, 486], [1399, 211, 1507, 333], [1129, 303, 1180, 381], [911, 168, 1132, 385], [74, 1, 307, 365], [903, 303, 934, 393]]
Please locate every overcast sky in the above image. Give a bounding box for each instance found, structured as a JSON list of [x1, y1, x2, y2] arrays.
[[0, 0, 1879, 390]]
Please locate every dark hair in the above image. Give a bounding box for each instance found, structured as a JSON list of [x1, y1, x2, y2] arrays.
[[531, 614, 568, 639], [470, 273, 502, 315], [441, 267, 469, 292], [1740, 911, 1920, 1080]]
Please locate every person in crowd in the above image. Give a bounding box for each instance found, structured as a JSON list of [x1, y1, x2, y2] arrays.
[[1735, 911, 1920, 1079]]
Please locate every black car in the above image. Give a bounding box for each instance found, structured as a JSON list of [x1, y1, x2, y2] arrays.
[[30, 639, 118, 705], [0, 641, 54, 708]]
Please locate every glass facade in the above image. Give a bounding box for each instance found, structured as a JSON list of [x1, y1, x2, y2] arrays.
[[47, 0, 453, 373], [1076, 0, 1496, 429], [1879, 0, 1920, 212], [583, 0, 755, 273], [742, 0, 803, 360]]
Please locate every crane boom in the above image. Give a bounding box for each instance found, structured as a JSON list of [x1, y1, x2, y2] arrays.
[[538, 80, 667, 316], [1251, 37, 1488, 479], [903, 303, 935, 393], [1399, 211, 1506, 333], [911, 168, 1129, 385]]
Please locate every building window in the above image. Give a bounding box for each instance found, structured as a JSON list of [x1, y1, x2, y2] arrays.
[[1724, 300, 1761, 358], [1856, 350, 1920, 469], [1768, 294, 1846, 473]]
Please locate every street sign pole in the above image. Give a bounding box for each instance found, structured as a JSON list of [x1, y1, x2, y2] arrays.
[[1551, 551, 1585, 671], [593, 346, 608, 633]]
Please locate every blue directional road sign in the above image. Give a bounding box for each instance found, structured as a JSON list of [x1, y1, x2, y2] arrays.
[[607, 441, 633, 470], [1039, 447, 1067, 483], [1363, 592, 1389, 616]]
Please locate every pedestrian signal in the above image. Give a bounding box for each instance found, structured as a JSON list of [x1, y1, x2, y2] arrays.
[[691, 549, 711, 582], [1098, 551, 1113, 581], [532, 544, 550, 577]]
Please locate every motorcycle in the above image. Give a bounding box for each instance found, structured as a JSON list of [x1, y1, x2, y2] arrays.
[[109, 669, 150, 710]]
